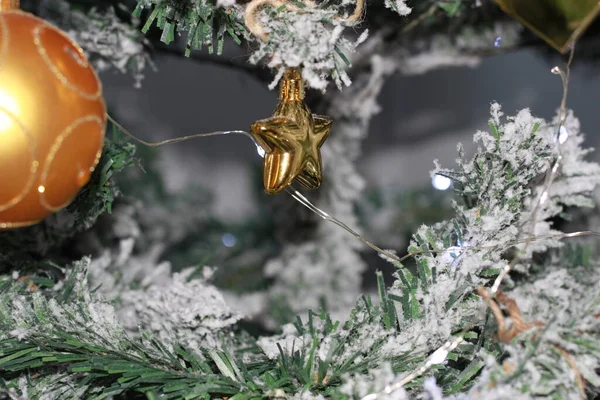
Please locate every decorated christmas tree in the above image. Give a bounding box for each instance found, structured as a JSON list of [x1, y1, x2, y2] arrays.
[[1, 0, 600, 398]]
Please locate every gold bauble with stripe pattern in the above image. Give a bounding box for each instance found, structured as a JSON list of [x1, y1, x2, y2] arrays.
[[0, 9, 106, 229]]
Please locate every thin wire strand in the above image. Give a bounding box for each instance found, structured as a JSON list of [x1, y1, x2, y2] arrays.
[[286, 187, 403, 262], [491, 44, 575, 295], [106, 112, 599, 269], [361, 334, 467, 400], [106, 112, 408, 266], [395, 230, 600, 261], [106, 113, 255, 147], [287, 189, 600, 264], [106, 112, 600, 268]]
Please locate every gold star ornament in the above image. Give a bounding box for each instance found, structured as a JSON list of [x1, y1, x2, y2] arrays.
[[250, 69, 333, 194], [493, 0, 600, 53]]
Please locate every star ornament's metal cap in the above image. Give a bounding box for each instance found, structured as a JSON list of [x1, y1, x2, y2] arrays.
[[280, 68, 305, 102]]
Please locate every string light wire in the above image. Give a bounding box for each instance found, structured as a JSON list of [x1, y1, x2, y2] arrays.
[[105, 113, 256, 147], [108, 113, 600, 266], [490, 44, 575, 296], [285, 188, 402, 261]]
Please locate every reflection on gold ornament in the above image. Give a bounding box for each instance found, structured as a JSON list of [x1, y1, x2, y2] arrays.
[[0, 9, 106, 229], [0, 0, 19, 12], [493, 0, 600, 53], [250, 69, 333, 194]]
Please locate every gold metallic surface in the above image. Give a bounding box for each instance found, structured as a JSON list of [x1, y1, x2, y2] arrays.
[[493, 0, 600, 53], [0, 11, 106, 229], [0, 0, 19, 11], [250, 69, 332, 194]]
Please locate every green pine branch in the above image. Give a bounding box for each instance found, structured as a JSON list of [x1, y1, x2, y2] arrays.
[[0, 261, 249, 399], [67, 125, 138, 229], [134, 0, 247, 56], [0, 258, 481, 399]]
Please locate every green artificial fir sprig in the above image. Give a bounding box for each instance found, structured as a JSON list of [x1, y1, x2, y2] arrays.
[[134, 0, 248, 56]]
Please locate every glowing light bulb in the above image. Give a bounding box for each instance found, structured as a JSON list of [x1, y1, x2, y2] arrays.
[[558, 125, 569, 144], [429, 348, 449, 365], [221, 233, 237, 247], [432, 174, 451, 191]]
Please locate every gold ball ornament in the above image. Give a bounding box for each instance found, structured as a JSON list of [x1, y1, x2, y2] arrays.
[[0, 7, 106, 229]]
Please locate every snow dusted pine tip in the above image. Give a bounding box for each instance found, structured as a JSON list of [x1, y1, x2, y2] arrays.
[[367, 104, 600, 398], [4, 258, 130, 354], [121, 267, 242, 350], [250, 7, 369, 90], [384, 0, 411, 16], [339, 363, 407, 400], [39, 0, 152, 87], [430, 103, 600, 267], [466, 263, 600, 399]]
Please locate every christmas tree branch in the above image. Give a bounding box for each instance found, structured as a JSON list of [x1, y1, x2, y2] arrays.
[[0, 260, 249, 399], [3, 3, 600, 399], [19, 0, 598, 91]]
